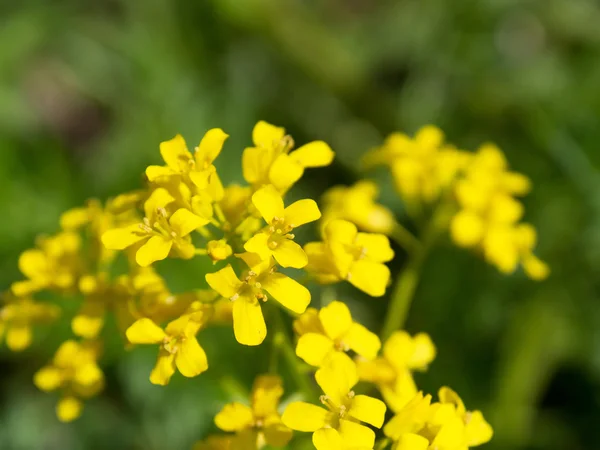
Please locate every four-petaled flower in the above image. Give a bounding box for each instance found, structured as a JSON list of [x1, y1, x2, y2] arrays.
[[126, 312, 209, 385], [206, 252, 310, 346], [294, 301, 381, 367], [282, 353, 386, 450]]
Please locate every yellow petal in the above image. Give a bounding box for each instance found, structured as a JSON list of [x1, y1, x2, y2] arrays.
[[149, 349, 176, 385], [136, 236, 173, 267], [11, 280, 41, 297], [338, 419, 375, 449], [18, 249, 47, 279], [252, 121, 285, 147], [243, 233, 271, 261], [57, 396, 83, 422], [242, 146, 265, 184], [268, 154, 304, 192], [522, 254, 550, 281], [273, 240, 308, 269], [233, 297, 266, 346], [144, 187, 176, 220], [215, 402, 254, 432], [170, 208, 207, 236], [408, 333, 436, 369], [343, 323, 381, 360], [282, 402, 330, 432], [290, 141, 334, 168], [395, 433, 429, 450], [251, 374, 284, 417], [465, 410, 493, 446], [296, 333, 335, 367], [354, 233, 395, 263], [54, 341, 81, 366], [74, 362, 104, 387], [348, 395, 386, 428], [175, 337, 208, 377], [206, 265, 243, 298], [196, 128, 228, 165], [324, 220, 357, 245], [159, 134, 190, 170], [252, 185, 284, 223], [6, 325, 32, 351], [293, 308, 324, 336], [319, 301, 352, 341], [348, 260, 390, 297], [262, 272, 310, 314], [34, 366, 63, 392], [284, 199, 321, 227], [126, 318, 166, 344], [72, 301, 105, 339], [438, 386, 466, 414], [145, 165, 175, 182], [102, 225, 147, 250], [312, 428, 342, 450], [263, 423, 293, 448], [60, 207, 90, 230], [315, 353, 358, 405], [431, 416, 465, 449], [450, 210, 485, 248], [383, 331, 415, 369]]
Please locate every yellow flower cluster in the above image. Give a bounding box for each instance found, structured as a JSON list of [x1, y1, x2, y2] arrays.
[[6, 119, 549, 450]]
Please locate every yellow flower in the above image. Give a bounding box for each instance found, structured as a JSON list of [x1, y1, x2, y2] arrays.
[[0, 293, 60, 351], [244, 185, 321, 268], [383, 388, 492, 450], [11, 231, 82, 296], [294, 301, 380, 367], [126, 312, 209, 385], [321, 181, 397, 234], [450, 143, 549, 279], [282, 353, 386, 450], [102, 187, 207, 267], [206, 252, 310, 346], [356, 331, 436, 413], [208, 239, 233, 263], [34, 340, 104, 422], [214, 374, 292, 449], [242, 121, 334, 192], [146, 129, 228, 201], [304, 220, 394, 297], [217, 184, 261, 239], [363, 126, 469, 204]]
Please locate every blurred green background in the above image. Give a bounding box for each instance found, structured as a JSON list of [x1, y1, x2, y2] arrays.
[[1, 0, 600, 449]]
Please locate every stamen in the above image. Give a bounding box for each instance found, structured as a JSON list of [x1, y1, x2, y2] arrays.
[[230, 293, 239, 301]]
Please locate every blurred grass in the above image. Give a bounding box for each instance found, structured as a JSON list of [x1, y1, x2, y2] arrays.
[[1, 0, 600, 449]]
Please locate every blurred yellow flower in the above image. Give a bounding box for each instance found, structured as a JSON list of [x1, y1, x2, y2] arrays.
[[245, 185, 321, 268], [34, 340, 104, 422], [294, 301, 380, 367], [282, 353, 386, 450]]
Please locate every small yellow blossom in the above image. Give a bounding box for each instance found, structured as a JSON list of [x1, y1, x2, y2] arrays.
[[12, 231, 82, 296], [282, 353, 386, 450], [208, 239, 233, 263], [321, 181, 397, 235], [102, 187, 207, 266], [294, 301, 380, 367], [126, 312, 209, 385], [356, 331, 436, 413], [214, 374, 292, 449], [34, 340, 104, 422], [245, 185, 321, 268], [450, 143, 549, 279], [206, 253, 310, 346], [363, 125, 470, 204], [0, 293, 60, 351], [243, 121, 334, 192], [304, 219, 394, 297], [146, 129, 228, 200]]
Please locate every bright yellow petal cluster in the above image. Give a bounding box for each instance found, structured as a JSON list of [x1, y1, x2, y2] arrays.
[[304, 219, 394, 296], [383, 388, 492, 450], [34, 340, 104, 422], [321, 180, 397, 235], [294, 301, 381, 367], [243, 121, 334, 193], [450, 143, 549, 279], [212, 374, 292, 449], [363, 125, 470, 204], [356, 331, 436, 413], [282, 353, 386, 450]]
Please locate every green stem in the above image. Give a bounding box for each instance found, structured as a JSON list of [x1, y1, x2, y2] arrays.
[[390, 222, 421, 255], [375, 438, 391, 450]]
